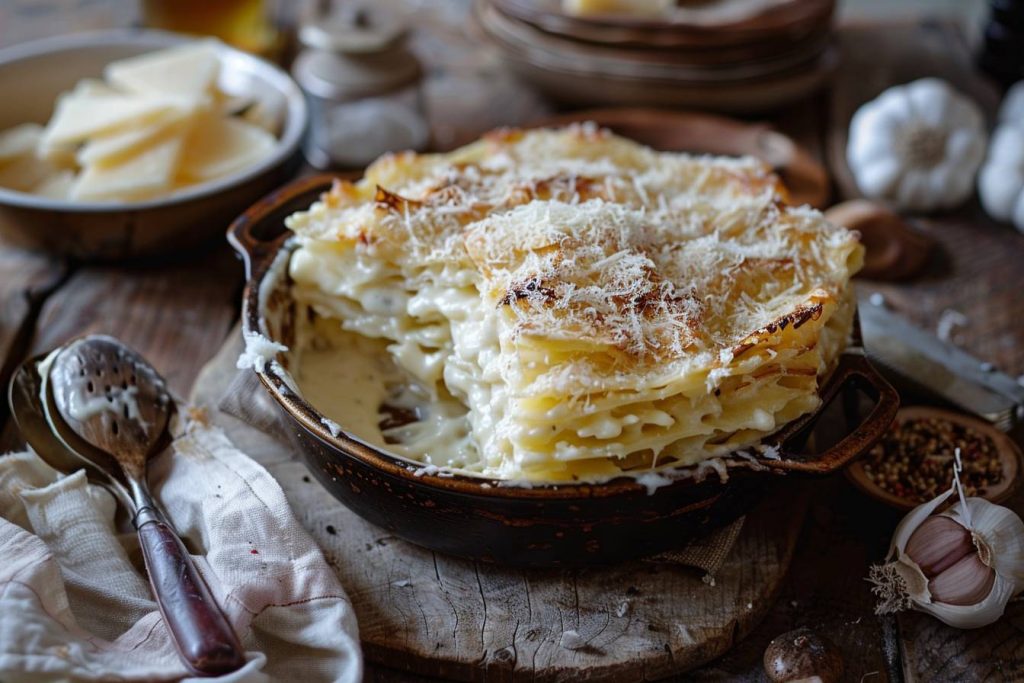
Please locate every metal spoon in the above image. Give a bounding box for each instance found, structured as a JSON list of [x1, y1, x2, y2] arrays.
[[27, 335, 245, 676], [9, 354, 133, 513]]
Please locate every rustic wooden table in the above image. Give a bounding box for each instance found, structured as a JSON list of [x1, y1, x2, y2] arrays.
[[0, 5, 1022, 681]]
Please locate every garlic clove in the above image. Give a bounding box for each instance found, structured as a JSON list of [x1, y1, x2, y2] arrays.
[[928, 553, 995, 606], [854, 157, 903, 198], [944, 498, 1024, 588], [916, 573, 1017, 629], [905, 515, 973, 578], [888, 487, 956, 561], [905, 78, 951, 127]]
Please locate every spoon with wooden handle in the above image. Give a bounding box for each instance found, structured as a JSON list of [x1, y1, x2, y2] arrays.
[[40, 335, 246, 677]]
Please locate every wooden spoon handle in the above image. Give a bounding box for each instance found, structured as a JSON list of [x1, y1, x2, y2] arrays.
[[136, 507, 246, 676]]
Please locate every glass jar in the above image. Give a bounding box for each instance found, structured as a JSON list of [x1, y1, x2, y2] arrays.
[[292, 3, 428, 169]]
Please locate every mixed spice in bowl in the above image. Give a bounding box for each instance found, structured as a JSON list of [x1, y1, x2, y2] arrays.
[[847, 406, 1021, 509]]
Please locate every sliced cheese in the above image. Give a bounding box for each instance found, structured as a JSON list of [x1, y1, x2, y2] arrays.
[[42, 90, 194, 148], [76, 110, 194, 168], [178, 116, 274, 181], [216, 90, 253, 116], [74, 79, 120, 97], [0, 153, 59, 192], [71, 134, 184, 201], [37, 141, 80, 169], [241, 92, 285, 136], [33, 170, 77, 200], [105, 40, 221, 98], [0, 123, 43, 164], [0, 41, 280, 203]]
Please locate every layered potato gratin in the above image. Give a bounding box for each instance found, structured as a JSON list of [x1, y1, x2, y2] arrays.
[[285, 125, 863, 482]]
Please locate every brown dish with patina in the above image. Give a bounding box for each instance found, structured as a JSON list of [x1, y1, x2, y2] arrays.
[[226, 172, 899, 567]]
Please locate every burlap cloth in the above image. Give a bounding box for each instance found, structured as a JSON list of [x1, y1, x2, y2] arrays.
[[196, 325, 744, 577]]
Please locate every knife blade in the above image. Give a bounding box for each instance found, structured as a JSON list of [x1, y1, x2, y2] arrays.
[[858, 296, 1024, 431]]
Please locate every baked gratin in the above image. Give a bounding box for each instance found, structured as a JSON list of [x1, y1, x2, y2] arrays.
[[285, 125, 863, 482]]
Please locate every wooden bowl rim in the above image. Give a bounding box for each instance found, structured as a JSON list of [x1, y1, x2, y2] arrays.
[[845, 406, 1023, 511]]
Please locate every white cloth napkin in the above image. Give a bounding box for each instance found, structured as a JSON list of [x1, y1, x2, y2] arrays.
[[0, 410, 362, 682]]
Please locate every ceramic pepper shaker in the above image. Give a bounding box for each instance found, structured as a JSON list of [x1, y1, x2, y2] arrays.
[[292, 1, 428, 169]]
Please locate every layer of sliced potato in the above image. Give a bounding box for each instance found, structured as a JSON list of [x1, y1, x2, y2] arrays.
[[0, 40, 280, 203]]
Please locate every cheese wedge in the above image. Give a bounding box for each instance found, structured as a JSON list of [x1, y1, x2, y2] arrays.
[[42, 90, 194, 149], [0, 123, 43, 164], [178, 115, 274, 181], [0, 153, 60, 192], [241, 92, 285, 136], [71, 134, 184, 201], [77, 111, 194, 168], [74, 79, 120, 97], [33, 170, 77, 200], [105, 41, 220, 98]]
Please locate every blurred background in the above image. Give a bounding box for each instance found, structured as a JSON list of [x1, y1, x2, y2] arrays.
[[0, 0, 993, 47]]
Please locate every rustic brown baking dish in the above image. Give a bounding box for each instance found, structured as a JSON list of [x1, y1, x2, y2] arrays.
[[228, 173, 899, 567]]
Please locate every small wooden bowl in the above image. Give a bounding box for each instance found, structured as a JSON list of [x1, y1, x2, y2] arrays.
[[846, 406, 1023, 511]]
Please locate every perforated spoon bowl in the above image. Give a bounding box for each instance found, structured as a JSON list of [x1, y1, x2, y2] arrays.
[[44, 335, 245, 677]]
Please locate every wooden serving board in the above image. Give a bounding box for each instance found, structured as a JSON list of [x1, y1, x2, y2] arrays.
[[192, 332, 808, 682]]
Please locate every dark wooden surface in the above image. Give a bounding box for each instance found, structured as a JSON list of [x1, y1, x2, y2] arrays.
[[0, 12, 1022, 683]]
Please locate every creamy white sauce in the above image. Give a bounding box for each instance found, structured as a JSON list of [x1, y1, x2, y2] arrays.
[[238, 240, 293, 373], [237, 330, 287, 373], [42, 346, 146, 425], [288, 314, 783, 487], [294, 324, 399, 452], [65, 383, 140, 423]]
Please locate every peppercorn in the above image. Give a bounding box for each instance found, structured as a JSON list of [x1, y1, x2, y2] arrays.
[[863, 417, 1003, 504]]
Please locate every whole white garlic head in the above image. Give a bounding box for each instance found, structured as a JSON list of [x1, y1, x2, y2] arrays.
[[978, 80, 1024, 232], [847, 78, 987, 213], [869, 484, 1024, 628]]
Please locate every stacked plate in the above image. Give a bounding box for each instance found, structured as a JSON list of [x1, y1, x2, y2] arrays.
[[474, 0, 837, 112]]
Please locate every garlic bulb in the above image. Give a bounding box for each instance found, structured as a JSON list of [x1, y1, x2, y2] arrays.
[[998, 80, 1024, 125], [846, 78, 987, 212], [869, 480, 1024, 628]]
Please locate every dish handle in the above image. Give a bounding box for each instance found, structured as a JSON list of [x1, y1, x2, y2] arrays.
[[227, 173, 344, 279], [763, 351, 899, 474]]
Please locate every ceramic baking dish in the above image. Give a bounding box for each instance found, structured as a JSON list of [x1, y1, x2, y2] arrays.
[[228, 173, 899, 567]]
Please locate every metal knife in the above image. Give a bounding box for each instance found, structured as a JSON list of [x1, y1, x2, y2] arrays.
[[858, 297, 1024, 432]]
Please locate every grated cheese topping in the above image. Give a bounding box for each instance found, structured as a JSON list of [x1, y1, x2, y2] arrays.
[[284, 125, 863, 481]]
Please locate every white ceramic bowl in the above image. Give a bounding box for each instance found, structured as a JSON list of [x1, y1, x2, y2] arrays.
[[0, 29, 307, 261]]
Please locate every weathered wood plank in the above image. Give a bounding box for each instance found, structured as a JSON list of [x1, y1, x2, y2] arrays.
[[0, 241, 67, 424], [691, 478, 902, 683], [25, 248, 241, 396]]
